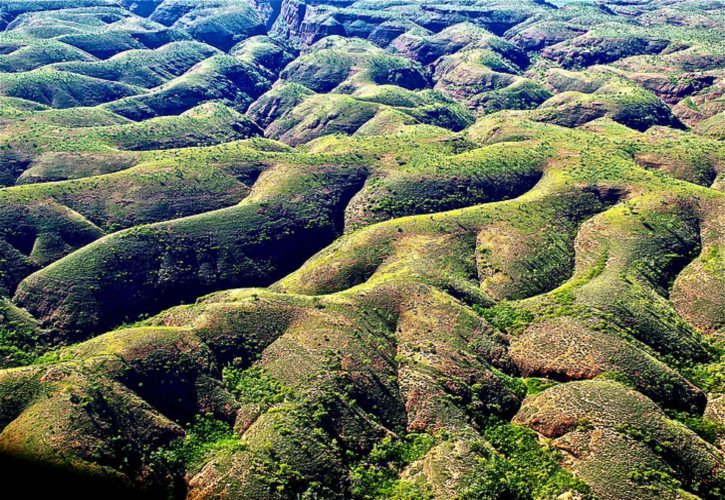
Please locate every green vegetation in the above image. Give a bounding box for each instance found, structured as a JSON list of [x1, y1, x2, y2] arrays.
[[156, 415, 245, 475], [223, 365, 292, 409], [522, 378, 559, 396], [0, 298, 41, 366], [350, 433, 436, 499], [461, 420, 592, 499], [474, 302, 534, 335], [666, 410, 725, 445], [0, 0, 723, 498]]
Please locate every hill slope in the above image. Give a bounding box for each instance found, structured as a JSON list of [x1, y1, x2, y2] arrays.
[[0, 0, 724, 498]]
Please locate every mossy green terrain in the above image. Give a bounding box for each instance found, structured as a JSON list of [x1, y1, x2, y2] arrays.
[[0, 0, 723, 498]]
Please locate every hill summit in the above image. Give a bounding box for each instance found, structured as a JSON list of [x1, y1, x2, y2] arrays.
[[0, 0, 723, 498]]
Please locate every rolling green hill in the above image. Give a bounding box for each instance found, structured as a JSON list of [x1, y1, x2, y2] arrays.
[[0, 0, 723, 498]]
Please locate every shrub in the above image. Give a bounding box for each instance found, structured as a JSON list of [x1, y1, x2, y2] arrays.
[[223, 365, 293, 408], [155, 414, 244, 474], [460, 419, 592, 499], [350, 433, 436, 499]]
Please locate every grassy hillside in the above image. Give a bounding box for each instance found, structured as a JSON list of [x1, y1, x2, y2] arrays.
[[0, 0, 723, 498]]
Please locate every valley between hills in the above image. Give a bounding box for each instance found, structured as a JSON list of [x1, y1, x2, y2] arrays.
[[0, 0, 724, 498]]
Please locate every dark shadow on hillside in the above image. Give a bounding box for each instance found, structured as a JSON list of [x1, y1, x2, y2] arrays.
[[0, 453, 183, 499]]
